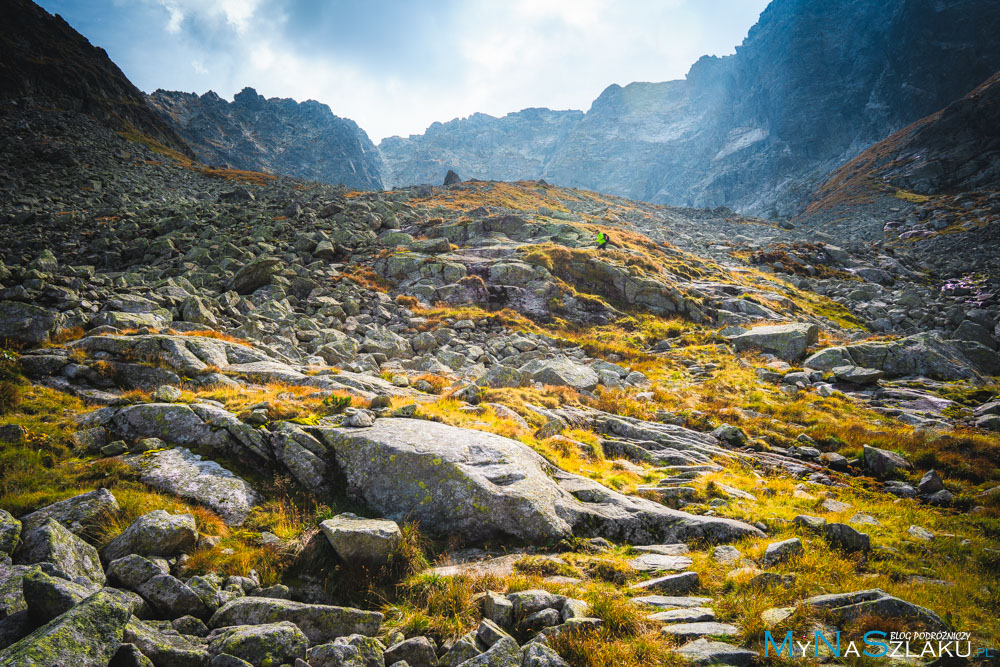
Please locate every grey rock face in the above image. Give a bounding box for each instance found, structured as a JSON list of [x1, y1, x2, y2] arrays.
[[101, 510, 198, 563], [15, 518, 105, 586], [124, 447, 259, 525], [148, 87, 384, 190], [138, 574, 210, 619], [21, 567, 94, 623], [18, 488, 119, 536], [0, 589, 134, 666], [725, 323, 819, 361], [379, 108, 583, 188], [0, 510, 21, 557], [761, 538, 803, 567], [379, 2, 1000, 216], [798, 588, 947, 631], [674, 638, 756, 666], [320, 513, 401, 567], [207, 621, 309, 665], [209, 597, 384, 645], [863, 445, 911, 477], [520, 358, 600, 391], [316, 419, 762, 545], [106, 554, 169, 590], [0, 301, 62, 345]]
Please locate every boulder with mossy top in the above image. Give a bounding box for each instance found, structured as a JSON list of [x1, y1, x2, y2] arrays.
[[101, 510, 198, 563], [0, 588, 134, 666], [313, 418, 763, 545], [207, 621, 309, 665], [320, 513, 402, 567], [725, 323, 819, 361], [14, 518, 105, 587], [209, 597, 384, 645]]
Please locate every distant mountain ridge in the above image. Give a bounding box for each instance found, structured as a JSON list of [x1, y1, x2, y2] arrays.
[[379, 108, 583, 188], [378, 0, 1000, 216], [148, 88, 384, 190]]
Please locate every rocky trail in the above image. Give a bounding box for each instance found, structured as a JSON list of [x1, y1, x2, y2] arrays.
[[1, 18, 1000, 667]]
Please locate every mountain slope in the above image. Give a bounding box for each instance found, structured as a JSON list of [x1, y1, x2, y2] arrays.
[[148, 87, 385, 190], [795, 70, 1000, 279], [379, 0, 1000, 216], [0, 0, 189, 155]]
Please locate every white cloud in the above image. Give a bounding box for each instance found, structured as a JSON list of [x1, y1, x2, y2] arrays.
[[101, 0, 771, 141]]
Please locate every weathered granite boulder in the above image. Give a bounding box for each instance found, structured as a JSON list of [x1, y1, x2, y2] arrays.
[[314, 419, 762, 545], [0, 589, 133, 665], [320, 513, 401, 567], [209, 597, 383, 645], [207, 621, 308, 664], [725, 323, 819, 361], [124, 447, 259, 525], [18, 489, 119, 536], [0, 301, 63, 345], [101, 511, 198, 563], [15, 518, 105, 586]]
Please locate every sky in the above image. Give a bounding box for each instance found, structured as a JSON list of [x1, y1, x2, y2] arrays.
[[37, 0, 770, 142]]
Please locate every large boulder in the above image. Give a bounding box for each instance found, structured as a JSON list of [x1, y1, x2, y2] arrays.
[[520, 358, 600, 391], [209, 597, 383, 645], [109, 403, 235, 451], [18, 489, 119, 536], [0, 301, 62, 345], [863, 445, 911, 477], [797, 589, 947, 631], [315, 419, 762, 545], [101, 511, 198, 563], [0, 589, 133, 666], [124, 448, 259, 525], [320, 513, 401, 567], [21, 567, 95, 624], [836, 333, 1000, 380], [725, 323, 819, 361], [15, 518, 105, 586], [228, 256, 281, 294], [207, 621, 308, 664], [123, 616, 211, 666]]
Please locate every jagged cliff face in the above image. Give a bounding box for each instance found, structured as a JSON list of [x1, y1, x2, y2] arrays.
[[147, 88, 385, 190], [378, 108, 583, 188], [379, 0, 1000, 215], [0, 0, 190, 155]]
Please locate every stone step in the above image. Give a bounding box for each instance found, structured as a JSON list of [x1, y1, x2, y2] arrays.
[[660, 622, 740, 639], [648, 607, 715, 624]]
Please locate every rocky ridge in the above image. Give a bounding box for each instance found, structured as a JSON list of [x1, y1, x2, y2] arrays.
[[148, 88, 385, 191], [378, 0, 1000, 217]]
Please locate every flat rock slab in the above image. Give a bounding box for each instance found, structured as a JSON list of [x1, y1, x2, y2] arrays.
[[648, 607, 715, 624], [632, 544, 690, 556], [675, 638, 756, 666], [125, 447, 259, 525], [660, 622, 739, 639], [631, 595, 714, 610], [628, 553, 694, 572], [629, 571, 700, 595], [315, 418, 764, 545]]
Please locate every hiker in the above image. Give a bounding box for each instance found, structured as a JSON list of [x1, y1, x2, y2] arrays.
[[596, 230, 610, 250]]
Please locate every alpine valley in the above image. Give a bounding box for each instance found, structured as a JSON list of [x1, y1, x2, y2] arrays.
[[0, 1, 998, 666]]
